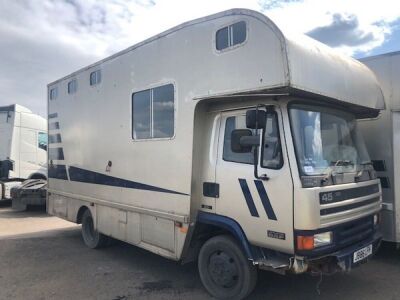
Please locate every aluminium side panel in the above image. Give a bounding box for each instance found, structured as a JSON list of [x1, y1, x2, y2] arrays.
[[47, 12, 289, 259], [393, 112, 400, 242], [361, 52, 400, 242]]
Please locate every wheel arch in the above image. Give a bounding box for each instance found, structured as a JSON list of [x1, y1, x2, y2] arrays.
[[28, 172, 47, 180], [181, 212, 257, 264], [76, 205, 89, 224]]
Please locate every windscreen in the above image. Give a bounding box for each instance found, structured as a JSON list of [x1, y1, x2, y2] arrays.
[[289, 104, 371, 176]]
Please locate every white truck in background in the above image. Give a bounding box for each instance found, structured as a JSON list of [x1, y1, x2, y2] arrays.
[[359, 51, 400, 245], [0, 104, 47, 201], [48, 9, 383, 299]]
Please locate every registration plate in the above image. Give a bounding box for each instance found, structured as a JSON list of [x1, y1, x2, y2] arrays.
[[353, 244, 373, 263]]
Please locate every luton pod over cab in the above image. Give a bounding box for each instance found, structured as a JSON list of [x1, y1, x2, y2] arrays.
[[359, 51, 400, 245], [47, 9, 384, 299], [0, 104, 47, 201]]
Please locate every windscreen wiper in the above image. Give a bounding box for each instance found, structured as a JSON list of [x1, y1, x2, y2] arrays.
[[321, 160, 353, 185], [330, 160, 354, 166]]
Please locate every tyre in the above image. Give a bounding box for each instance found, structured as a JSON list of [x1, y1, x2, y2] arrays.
[[198, 235, 258, 300], [81, 209, 108, 249]]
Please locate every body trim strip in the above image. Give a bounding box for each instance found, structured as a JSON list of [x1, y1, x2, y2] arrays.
[[68, 166, 189, 196]]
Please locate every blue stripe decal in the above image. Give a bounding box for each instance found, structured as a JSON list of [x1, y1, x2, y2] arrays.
[[68, 166, 188, 196], [254, 180, 277, 220], [238, 179, 259, 217], [48, 164, 68, 180], [48, 113, 58, 119]]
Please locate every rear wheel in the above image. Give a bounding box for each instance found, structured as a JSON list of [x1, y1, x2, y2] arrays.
[[198, 235, 257, 300], [81, 209, 108, 249]]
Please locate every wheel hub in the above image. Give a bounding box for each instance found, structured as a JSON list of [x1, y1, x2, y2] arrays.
[[208, 251, 239, 288]]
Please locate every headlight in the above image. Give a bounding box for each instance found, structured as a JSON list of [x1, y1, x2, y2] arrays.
[[313, 232, 333, 248], [297, 231, 333, 250]]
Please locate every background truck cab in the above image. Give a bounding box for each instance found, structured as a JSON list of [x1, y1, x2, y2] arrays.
[[0, 104, 47, 200]]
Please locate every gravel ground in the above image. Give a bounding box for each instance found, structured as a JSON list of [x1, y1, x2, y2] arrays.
[[0, 205, 399, 300]]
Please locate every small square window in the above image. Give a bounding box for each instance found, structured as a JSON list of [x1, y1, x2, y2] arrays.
[[232, 21, 246, 45], [216, 21, 247, 51], [68, 79, 77, 94], [90, 70, 101, 86], [49, 87, 58, 100], [216, 26, 229, 51]]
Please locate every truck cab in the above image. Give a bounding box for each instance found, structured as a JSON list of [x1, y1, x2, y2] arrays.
[[0, 104, 47, 200], [198, 98, 381, 274]]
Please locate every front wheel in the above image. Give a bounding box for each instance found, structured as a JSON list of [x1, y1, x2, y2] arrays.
[[81, 209, 108, 249], [198, 235, 258, 300]]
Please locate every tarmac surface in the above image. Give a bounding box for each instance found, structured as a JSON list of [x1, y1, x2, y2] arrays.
[[0, 204, 400, 300]]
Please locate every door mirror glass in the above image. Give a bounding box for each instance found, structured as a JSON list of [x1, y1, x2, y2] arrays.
[[246, 110, 266, 129], [231, 129, 257, 153]]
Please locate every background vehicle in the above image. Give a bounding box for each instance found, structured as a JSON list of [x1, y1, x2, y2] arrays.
[[11, 179, 47, 211], [0, 104, 47, 201], [48, 9, 383, 299], [359, 51, 400, 245]]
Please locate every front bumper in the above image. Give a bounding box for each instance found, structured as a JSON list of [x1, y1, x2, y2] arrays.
[[333, 231, 381, 271], [294, 215, 382, 273], [306, 231, 382, 273]]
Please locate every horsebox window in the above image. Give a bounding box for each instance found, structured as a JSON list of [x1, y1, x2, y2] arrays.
[[90, 70, 101, 86], [132, 84, 174, 140], [67, 79, 77, 94], [49, 87, 58, 100], [216, 21, 247, 51]]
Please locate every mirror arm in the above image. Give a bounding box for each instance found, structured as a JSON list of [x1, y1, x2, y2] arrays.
[[253, 105, 269, 181]]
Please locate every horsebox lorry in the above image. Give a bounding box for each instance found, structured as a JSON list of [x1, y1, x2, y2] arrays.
[[48, 9, 383, 299], [359, 51, 400, 245], [0, 104, 47, 201]]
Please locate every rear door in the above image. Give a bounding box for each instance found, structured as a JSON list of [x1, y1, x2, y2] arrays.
[[215, 107, 294, 253]]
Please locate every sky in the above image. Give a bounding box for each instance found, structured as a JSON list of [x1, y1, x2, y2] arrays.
[[0, 0, 399, 116]]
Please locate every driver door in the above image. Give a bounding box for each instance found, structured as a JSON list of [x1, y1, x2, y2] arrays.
[[215, 107, 294, 253]]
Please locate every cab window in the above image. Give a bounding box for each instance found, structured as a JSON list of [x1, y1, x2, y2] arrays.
[[38, 132, 48, 151], [223, 115, 254, 164], [261, 113, 283, 169], [223, 112, 283, 169]]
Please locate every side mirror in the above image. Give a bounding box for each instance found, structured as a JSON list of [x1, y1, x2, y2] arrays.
[[231, 129, 260, 153], [246, 110, 266, 129]]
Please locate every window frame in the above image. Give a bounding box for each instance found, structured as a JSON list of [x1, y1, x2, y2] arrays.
[[67, 79, 77, 94], [49, 87, 58, 100], [90, 70, 101, 86], [131, 82, 176, 142], [215, 20, 248, 53], [260, 111, 284, 170]]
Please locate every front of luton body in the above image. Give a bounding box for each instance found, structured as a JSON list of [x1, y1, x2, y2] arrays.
[[47, 9, 383, 299]]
